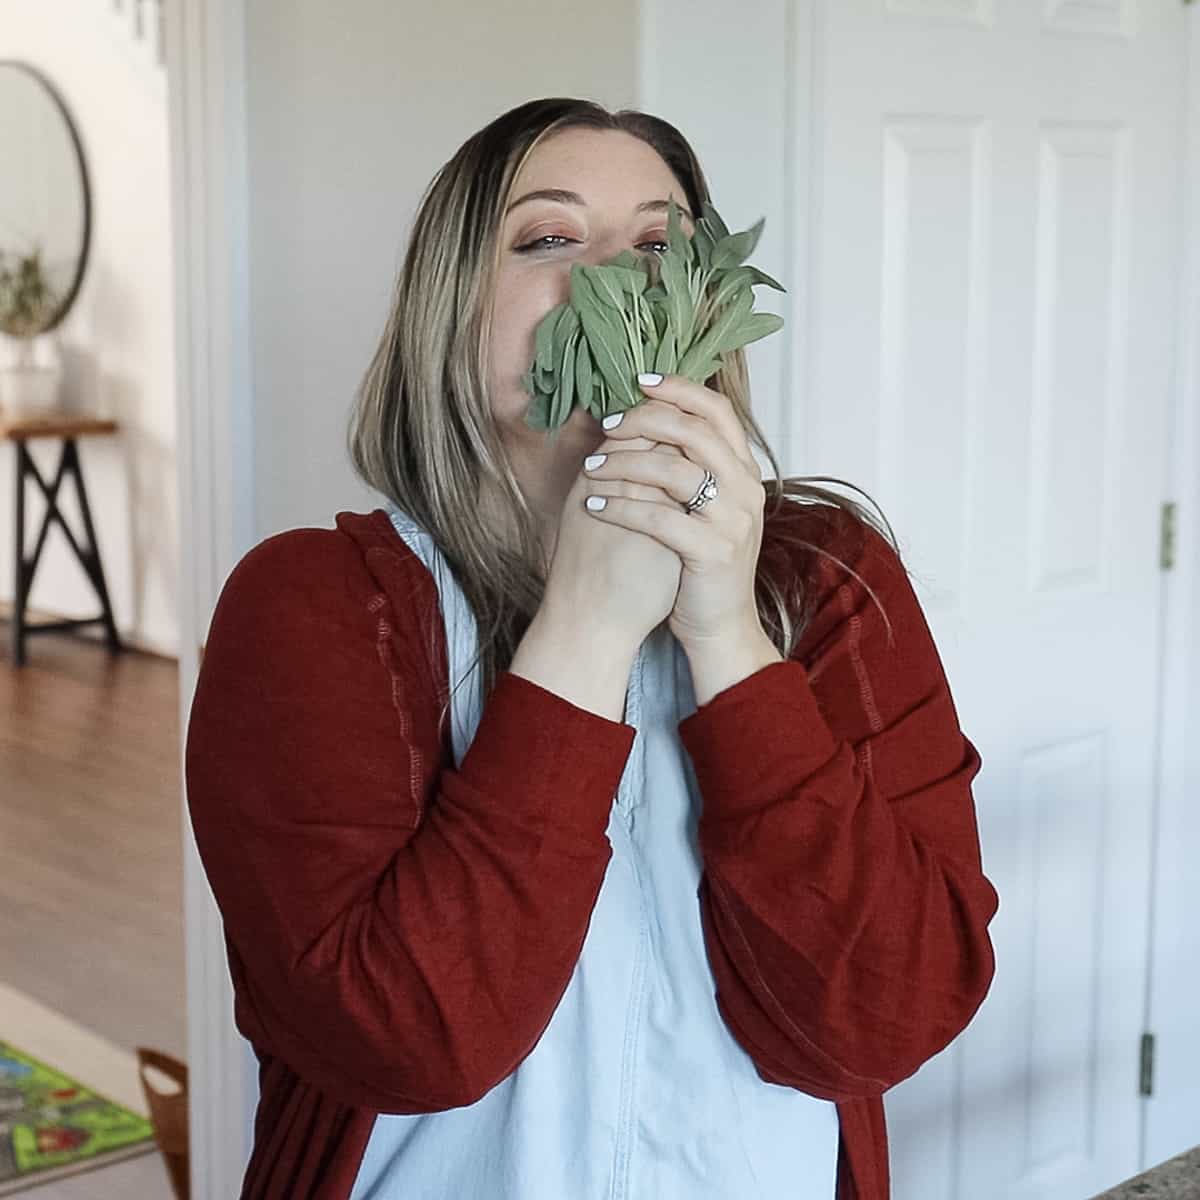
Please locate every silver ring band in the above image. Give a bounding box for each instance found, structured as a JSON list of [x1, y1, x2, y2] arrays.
[[684, 470, 719, 514]]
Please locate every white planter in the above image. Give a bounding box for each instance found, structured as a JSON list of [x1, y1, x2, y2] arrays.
[[0, 361, 65, 417]]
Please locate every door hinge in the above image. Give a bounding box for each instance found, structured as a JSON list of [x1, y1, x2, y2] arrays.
[[1160, 503, 1177, 570], [1139, 1032, 1155, 1096]]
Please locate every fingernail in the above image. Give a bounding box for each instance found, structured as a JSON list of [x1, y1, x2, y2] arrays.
[[637, 372, 664, 386], [584, 454, 607, 470], [602, 412, 623, 430], [585, 496, 608, 511]]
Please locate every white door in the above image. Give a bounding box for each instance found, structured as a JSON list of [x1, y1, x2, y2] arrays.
[[644, 1, 1187, 1197], [808, 5, 1185, 1197]]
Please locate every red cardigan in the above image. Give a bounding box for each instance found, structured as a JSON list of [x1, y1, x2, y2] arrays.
[[184, 502, 998, 1199]]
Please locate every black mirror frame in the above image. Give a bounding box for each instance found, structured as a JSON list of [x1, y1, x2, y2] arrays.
[[0, 58, 93, 335]]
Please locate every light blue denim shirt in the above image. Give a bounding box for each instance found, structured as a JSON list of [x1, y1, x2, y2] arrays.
[[348, 502, 839, 1200]]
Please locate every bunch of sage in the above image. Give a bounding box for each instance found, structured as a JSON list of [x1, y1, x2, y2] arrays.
[[520, 198, 785, 434]]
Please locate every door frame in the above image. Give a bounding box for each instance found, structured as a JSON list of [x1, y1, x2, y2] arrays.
[[168, 0, 1200, 1191], [164, 0, 257, 1195]]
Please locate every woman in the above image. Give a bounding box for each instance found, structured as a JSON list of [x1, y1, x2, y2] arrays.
[[185, 97, 999, 1200]]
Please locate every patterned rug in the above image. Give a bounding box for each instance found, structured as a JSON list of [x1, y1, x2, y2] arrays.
[[0, 983, 158, 1194]]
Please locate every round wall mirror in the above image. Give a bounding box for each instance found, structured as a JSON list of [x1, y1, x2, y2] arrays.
[[0, 60, 92, 337]]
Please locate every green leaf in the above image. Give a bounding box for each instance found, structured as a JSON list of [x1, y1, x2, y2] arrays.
[[691, 222, 716, 273], [654, 326, 677, 375], [534, 304, 562, 375], [706, 267, 751, 314], [677, 288, 753, 375], [700, 200, 730, 240], [710, 218, 765, 270], [742, 264, 785, 292], [651, 303, 668, 340], [710, 289, 757, 353], [706, 264, 785, 313], [570, 267, 638, 407], [659, 245, 695, 356], [594, 376, 611, 418], [551, 334, 578, 429], [523, 388, 552, 430], [584, 263, 648, 309], [521, 200, 785, 430], [553, 304, 580, 359], [665, 198, 689, 258], [574, 336, 594, 414], [683, 355, 723, 385], [732, 310, 784, 347]]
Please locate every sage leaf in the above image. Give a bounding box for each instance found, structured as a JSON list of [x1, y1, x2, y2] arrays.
[[585, 263, 647, 310], [742, 264, 785, 292], [523, 386, 551, 430], [571, 268, 638, 408], [692, 222, 716, 273], [666, 199, 689, 257], [659, 245, 695, 355], [552, 334, 578, 429], [707, 264, 782, 312], [710, 218, 765, 270], [678, 288, 753, 375], [574, 336, 594, 414], [700, 200, 730, 240], [535, 304, 563, 375], [732, 310, 784, 347], [522, 198, 786, 430], [654, 326, 677, 375]]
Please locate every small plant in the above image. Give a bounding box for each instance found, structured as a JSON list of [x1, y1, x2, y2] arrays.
[[0, 246, 61, 340], [521, 198, 785, 434]]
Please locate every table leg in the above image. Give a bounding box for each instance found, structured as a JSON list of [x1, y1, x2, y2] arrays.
[[11, 441, 29, 666], [64, 439, 122, 655], [7, 436, 124, 663]]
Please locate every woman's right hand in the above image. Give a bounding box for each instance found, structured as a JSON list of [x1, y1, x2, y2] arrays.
[[543, 433, 684, 655]]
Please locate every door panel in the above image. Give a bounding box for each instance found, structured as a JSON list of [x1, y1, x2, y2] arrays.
[[643, 1, 1186, 1195], [811, 4, 1185, 1195], [813, 6, 1182, 1196]]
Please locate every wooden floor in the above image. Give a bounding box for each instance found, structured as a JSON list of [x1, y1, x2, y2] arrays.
[[0, 618, 185, 1198]]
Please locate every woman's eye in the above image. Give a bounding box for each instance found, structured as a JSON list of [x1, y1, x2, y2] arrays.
[[514, 235, 578, 253], [513, 235, 670, 255]]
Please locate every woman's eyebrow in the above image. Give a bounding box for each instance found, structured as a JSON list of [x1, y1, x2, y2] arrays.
[[505, 188, 693, 221]]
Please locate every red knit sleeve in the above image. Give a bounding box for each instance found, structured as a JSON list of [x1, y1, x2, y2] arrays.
[[677, 512, 998, 1101], [185, 526, 634, 1113]]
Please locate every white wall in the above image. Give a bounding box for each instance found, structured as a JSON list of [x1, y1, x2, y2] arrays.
[[243, 0, 640, 541], [638, 0, 794, 465], [0, 0, 178, 658]]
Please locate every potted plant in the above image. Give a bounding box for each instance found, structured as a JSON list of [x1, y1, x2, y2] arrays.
[[0, 245, 66, 416]]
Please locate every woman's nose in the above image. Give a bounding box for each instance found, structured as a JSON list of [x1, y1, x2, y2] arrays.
[[579, 234, 627, 268]]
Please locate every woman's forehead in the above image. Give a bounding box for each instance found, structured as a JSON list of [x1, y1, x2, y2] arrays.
[[510, 129, 687, 213]]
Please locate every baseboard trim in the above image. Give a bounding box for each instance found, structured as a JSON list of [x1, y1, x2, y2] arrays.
[[0, 600, 177, 662]]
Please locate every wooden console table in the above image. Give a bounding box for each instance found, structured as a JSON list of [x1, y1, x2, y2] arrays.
[[1, 410, 124, 666]]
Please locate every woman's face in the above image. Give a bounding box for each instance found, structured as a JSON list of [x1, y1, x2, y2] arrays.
[[486, 127, 694, 534]]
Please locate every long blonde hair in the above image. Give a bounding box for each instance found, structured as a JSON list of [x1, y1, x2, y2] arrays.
[[347, 97, 898, 738]]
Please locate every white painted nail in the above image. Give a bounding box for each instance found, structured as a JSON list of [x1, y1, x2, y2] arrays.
[[585, 496, 608, 511], [637, 372, 664, 386], [584, 454, 607, 471], [601, 413, 623, 430]]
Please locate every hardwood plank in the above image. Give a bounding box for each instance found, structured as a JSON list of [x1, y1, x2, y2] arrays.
[[0, 628, 186, 1198]]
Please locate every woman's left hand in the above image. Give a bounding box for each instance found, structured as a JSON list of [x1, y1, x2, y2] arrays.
[[582, 373, 767, 651]]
